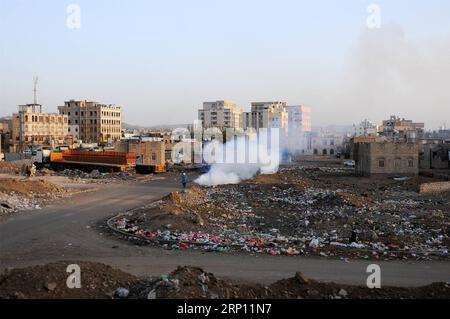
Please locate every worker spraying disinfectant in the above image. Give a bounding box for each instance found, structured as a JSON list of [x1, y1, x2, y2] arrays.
[[181, 172, 188, 189]]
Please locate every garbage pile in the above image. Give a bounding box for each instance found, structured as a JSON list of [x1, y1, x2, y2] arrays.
[[0, 178, 71, 217], [2, 262, 449, 299], [109, 163, 450, 261]]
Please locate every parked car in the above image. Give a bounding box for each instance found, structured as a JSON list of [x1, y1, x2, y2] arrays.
[[344, 160, 355, 167]]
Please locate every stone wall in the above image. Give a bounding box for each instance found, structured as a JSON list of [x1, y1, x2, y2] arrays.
[[420, 181, 450, 193]]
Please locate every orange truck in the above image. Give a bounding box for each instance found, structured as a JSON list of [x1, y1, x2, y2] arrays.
[[33, 148, 136, 173]]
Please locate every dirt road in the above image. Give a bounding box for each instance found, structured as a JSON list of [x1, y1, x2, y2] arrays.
[[1, 174, 449, 287]]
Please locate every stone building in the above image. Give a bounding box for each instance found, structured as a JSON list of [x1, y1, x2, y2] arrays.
[[58, 100, 122, 144], [114, 140, 165, 166], [420, 142, 450, 170], [353, 139, 419, 176], [11, 104, 68, 151], [0, 117, 12, 152]]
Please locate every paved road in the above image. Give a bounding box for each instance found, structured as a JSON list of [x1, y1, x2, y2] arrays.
[[1, 175, 449, 287]]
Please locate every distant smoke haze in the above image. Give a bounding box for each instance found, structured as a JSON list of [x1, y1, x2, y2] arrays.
[[315, 24, 450, 129]]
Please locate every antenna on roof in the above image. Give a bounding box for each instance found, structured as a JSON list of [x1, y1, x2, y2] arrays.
[[33, 76, 38, 104], [33, 76, 41, 112]]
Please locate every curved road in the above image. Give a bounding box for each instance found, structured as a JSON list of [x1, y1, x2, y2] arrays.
[[1, 175, 449, 287]]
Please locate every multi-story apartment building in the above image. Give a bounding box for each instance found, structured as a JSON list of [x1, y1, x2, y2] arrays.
[[198, 100, 242, 130], [58, 100, 122, 143], [287, 105, 312, 132], [11, 104, 68, 151], [286, 105, 312, 154], [243, 101, 289, 131]]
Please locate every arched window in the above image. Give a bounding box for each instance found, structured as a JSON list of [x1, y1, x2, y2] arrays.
[[323, 149, 327, 155]]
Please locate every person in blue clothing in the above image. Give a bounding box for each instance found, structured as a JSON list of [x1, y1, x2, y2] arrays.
[[181, 172, 188, 189]]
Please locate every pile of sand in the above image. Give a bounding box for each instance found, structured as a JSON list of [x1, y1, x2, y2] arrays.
[[0, 178, 65, 196]]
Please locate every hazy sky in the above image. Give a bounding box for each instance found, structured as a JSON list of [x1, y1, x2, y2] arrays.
[[1, 0, 449, 129]]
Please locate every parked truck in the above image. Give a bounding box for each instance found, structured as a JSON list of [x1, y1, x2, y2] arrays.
[[32, 147, 136, 173]]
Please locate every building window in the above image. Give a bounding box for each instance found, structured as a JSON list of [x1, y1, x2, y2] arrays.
[[323, 149, 327, 155], [408, 159, 414, 167], [379, 158, 385, 168]]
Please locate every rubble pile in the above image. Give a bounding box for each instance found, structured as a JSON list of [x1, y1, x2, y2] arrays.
[[2, 262, 449, 299], [0, 178, 71, 216], [110, 163, 450, 261]]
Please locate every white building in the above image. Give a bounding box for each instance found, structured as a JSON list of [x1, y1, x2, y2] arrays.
[[198, 100, 242, 130], [354, 119, 378, 137], [286, 105, 312, 154], [306, 132, 345, 156], [287, 105, 312, 132]]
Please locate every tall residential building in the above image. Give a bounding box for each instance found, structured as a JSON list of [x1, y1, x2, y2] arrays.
[[244, 101, 289, 131], [198, 100, 242, 130], [11, 104, 68, 151], [58, 100, 122, 143], [287, 105, 312, 132], [286, 105, 312, 154]]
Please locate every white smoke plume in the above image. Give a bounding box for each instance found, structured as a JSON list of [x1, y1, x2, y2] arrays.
[[195, 129, 280, 186]]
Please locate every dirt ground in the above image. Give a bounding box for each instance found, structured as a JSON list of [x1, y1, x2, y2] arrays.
[[0, 161, 161, 218], [0, 176, 81, 218], [0, 161, 20, 175], [0, 261, 448, 299], [109, 160, 450, 261]]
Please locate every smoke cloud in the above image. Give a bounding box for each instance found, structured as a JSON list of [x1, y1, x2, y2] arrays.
[[195, 130, 280, 186]]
